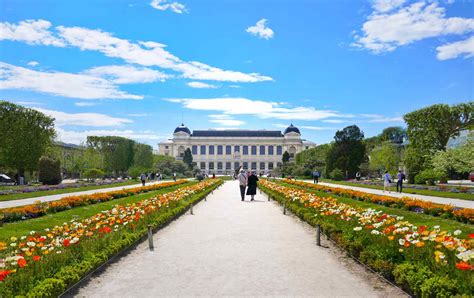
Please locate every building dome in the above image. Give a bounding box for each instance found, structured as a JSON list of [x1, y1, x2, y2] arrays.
[[174, 123, 191, 134], [283, 123, 300, 135]]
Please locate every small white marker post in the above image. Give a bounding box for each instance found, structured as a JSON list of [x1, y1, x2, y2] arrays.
[[316, 224, 321, 246], [147, 224, 154, 251]]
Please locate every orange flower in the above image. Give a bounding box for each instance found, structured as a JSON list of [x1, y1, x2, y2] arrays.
[[17, 258, 26, 268], [0, 270, 11, 282], [455, 261, 472, 271], [33, 255, 41, 262], [415, 241, 425, 248], [63, 239, 70, 247], [388, 236, 395, 241]]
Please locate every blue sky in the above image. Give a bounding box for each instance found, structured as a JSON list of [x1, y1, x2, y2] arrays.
[[0, 0, 473, 147]]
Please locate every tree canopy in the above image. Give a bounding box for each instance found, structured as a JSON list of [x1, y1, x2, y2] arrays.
[[183, 148, 193, 169], [379, 126, 406, 144], [132, 143, 154, 170], [86, 136, 135, 174], [0, 101, 56, 174]]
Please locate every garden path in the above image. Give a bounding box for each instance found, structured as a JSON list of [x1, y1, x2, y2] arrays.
[[301, 180, 474, 209], [74, 180, 404, 297], [0, 180, 178, 209]]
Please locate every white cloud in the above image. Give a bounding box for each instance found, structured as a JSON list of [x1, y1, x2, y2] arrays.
[[27, 61, 39, 67], [208, 114, 245, 126], [372, 0, 406, 13], [34, 108, 132, 127], [56, 128, 164, 145], [0, 19, 65, 46], [229, 85, 241, 88], [0, 62, 142, 100], [436, 35, 474, 60], [273, 124, 337, 131], [85, 65, 171, 84], [246, 19, 274, 40], [166, 97, 350, 121], [186, 81, 218, 89], [353, 1, 474, 55], [74, 102, 97, 107], [359, 114, 404, 123], [150, 0, 187, 14], [322, 119, 345, 124]]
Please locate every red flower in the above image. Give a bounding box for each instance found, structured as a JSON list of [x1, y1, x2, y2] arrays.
[[33, 255, 41, 262], [469, 233, 474, 239], [17, 258, 26, 268], [63, 239, 70, 247], [455, 262, 472, 271], [418, 226, 427, 233], [0, 270, 11, 282], [103, 226, 111, 233]]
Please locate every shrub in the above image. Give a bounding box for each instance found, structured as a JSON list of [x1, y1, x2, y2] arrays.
[[330, 168, 344, 181], [414, 169, 447, 185], [127, 166, 147, 179], [83, 168, 105, 180], [38, 157, 61, 185]]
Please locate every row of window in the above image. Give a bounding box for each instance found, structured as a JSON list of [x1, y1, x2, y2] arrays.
[[191, 145, 283, 156], [200, 161, 281, 170]]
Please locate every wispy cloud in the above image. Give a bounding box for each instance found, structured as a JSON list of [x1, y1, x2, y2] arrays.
[[0, 19, 273, 83], [84, 65, 171, 84], [352, 1, 474, 60], [208, 114, 245, 126], [246, 19, 274, 40], [74, 102, 97, 107], [26, 61, 39, 67], [186, 81, 218, 89], [150, 0, 187, 14], [0, 62, 143, 100], [56, 128, 164, 145], [35, 108, 133, 127]]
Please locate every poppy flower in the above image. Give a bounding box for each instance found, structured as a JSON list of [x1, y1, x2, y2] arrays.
[[469, 233, 474, 239], [455, 261, 472, 271], [63, 239, 70, 247], [0, 270, 11, 281], [33, 255, 41, 262], [17, 258, 26, 268]]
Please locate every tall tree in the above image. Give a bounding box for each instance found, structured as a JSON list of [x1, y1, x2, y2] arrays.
[[379, 126, 407, 144], [282, 151, 290, 163], [86, 136, 135, 175], [182, 148, 193, 169], [295, 143, 331, 174], [0, 101, 56, 175], [369, 143, 400, 175], [404, 102, 473, 151], [133, 143, 154, 170], [326, 125, 366, 178]]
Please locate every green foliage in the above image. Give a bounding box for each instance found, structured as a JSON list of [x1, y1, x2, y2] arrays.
[[83, 168, 105, 180], [155, 155, 189, 176], [282, 151, 290, 163], [369, 143, 400, 175], [183, 148, 193, 169], [132, 143, 154, 170], [432, 137, 474, 175], [127, 165, 148, 178], [38, 156, 61, 185], [404, 102, 473, 152], [295, 144, 331, 175], [0, 101, 56, 174], [326, 125, 366, 178], [87, 136, 135, 175], [403, 146, 430, 183], [380, 126, 406, 144], [329, 168, 344, 181], [414, 169, 447, 185]]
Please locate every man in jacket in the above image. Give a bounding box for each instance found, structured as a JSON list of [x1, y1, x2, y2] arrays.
[[238, 169, 247, 201]]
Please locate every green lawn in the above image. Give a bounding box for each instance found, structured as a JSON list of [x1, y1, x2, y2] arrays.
[[0, 179, 156, 202], [0, 181, 195, 240], [277, 181, 474, 235], [316, 178, 474, 201]]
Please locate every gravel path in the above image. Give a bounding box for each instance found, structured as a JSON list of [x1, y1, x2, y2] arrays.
[[301, 180, 474, 209], [73, 180, 404, 297], [0, 180, 177, 209]]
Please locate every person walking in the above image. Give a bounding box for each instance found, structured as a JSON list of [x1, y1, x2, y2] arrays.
[[246, 171, 259, 201], [313, 170, 320, 184], [383, 171, 392, 193], [173, 172, 177, 182], [397, 170, 405, 193], [140, 173, 146, 186], [355, 171, 361, 181], [238, 169, 247, 201]]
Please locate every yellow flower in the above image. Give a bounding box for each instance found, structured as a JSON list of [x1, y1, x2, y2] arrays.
[[415, 241, 425, 248], [0, 242, 6, 251], [434, 251, 445, 263], [388, 236, 395, 241]]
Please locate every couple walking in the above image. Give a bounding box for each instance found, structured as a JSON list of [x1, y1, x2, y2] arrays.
[[238, 169, 259, 201]]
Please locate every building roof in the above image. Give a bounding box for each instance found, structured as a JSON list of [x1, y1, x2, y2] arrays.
[[174, 123, 191, 134], [283, 124, 301, 135], [192, 130, 283, 137]]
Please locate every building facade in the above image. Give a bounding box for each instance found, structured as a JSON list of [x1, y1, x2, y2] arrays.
[[158, 124, 316, 175]]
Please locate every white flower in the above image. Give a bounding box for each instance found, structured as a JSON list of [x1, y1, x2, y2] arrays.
[[26, 241, 36, 247], [399, 239, 406, 246], [10, 243, 17, 247], [453, 230, 462, 236], [371, 230, 381, 235], [353, 227, 362, 231]]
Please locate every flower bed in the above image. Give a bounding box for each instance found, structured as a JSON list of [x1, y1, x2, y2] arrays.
[[283, 179, 474, 224], [0, 179, 134, 196], [1, 180, 188, 223], [259, 179, 473, 297], [341, 179, 474, 194], [0, 179, 221, 296]]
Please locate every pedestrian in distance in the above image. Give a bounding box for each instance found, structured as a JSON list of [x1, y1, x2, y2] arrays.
[[397, 170, 406, 193], [173, 172, 177, 182], [383, 171, 392, 193], [246, 171, 259, 201], [355, 171, 361, 181], [140, 173, 146, 186], [238, 169, 247, 201], [313, 170, 320, 184]]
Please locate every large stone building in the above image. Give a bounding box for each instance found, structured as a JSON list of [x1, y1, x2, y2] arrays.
[[158, 124, 316, 175]]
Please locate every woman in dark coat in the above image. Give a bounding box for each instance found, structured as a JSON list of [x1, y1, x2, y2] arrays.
[[246, 171, 259, 201]]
